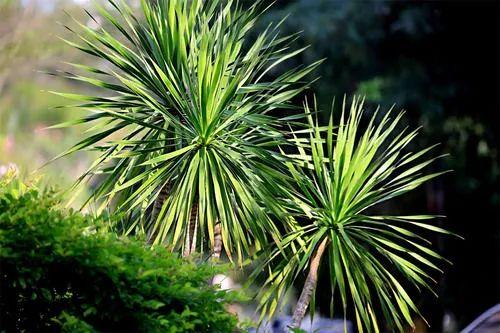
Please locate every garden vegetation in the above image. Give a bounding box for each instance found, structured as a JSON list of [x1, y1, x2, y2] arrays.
[[0, 0, 460, 332], [0, 176, 238, 332]]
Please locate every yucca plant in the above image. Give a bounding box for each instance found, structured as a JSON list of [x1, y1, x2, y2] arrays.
[[53, 0, 320, 262], [254, 96, 459, 331]]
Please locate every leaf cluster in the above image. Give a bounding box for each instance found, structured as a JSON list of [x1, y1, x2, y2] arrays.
[[54, 0, 320, 262], [253, 97, 459, 331], [0, 177, 238, 332]]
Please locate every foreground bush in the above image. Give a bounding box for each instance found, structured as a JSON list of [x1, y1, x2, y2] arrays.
[[0, 178, 237, 332]]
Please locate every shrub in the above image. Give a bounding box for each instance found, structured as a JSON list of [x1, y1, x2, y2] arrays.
[[0, 177, 237, 332]]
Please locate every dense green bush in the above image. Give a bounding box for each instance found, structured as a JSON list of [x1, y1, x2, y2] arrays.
[[0, 177, 237, 332]]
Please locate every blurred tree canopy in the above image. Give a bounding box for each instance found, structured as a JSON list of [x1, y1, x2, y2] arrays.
[[247, 1, 499, 330], [0, 0, 96, 190], [0, 0, 498, 331]]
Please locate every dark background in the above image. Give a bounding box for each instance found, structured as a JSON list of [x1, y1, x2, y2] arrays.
[[242, 0, 500, 331]]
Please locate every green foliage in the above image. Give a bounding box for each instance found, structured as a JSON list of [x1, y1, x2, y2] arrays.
[[254, 97, 459, 331], [0, 177, 238, 332], [55, 0, 319, 262]]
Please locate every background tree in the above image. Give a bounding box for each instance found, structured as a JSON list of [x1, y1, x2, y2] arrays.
[[243, 1, 499, 329]]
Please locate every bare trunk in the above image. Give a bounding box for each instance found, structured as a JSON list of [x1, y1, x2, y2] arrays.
[[190, 213, 198, 254], [148, 182, 171, 244], [209, 223, 223, 286], [151, 183, 170, 223], [290, 238, 329, 330], [212, 222, 222, 260], [183, 201, 198, 257]]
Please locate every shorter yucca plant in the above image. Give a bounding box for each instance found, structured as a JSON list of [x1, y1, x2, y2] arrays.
[[254, 96, 460, 332]]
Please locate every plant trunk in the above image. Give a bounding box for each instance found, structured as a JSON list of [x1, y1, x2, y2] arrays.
[[151, 183, 170, 223], [190, 211, 198, 254], [148, 182, 171, 244], [290, 238, 329, 330], [183, 201, 198, 257], [212, 222, 222, 260], [209, 222, 223, 286]]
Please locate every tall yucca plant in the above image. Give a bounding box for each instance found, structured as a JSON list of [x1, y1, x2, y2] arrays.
[[53, 0, 320, 262], [254, 97, 459, 331]]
